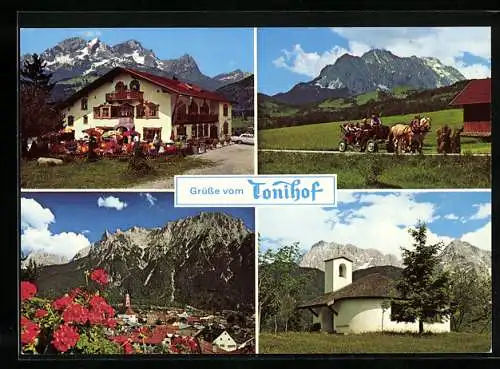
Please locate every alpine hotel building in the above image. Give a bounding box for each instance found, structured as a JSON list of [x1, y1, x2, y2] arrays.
[[59, 67, 232, 141]]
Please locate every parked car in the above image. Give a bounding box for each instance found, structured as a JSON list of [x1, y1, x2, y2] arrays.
[[231, 133, 254, 145]]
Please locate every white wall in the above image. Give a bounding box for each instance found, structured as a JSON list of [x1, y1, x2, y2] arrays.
[[324, 298, 451, 334], [63, 72, 172, 140], [324, 257, 353, 294]]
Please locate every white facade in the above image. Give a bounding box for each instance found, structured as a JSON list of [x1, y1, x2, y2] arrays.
[[313, 299, 450, 334], [117, 314, 138, 324], [212, 330, 238, 352], [310, 256, 451, 334]]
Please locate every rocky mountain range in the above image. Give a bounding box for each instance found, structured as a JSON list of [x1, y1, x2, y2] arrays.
[[271, 49, 466, 106], [21, 251, 69, 269], [30, 212, 255, 312], [299, 239, 491, 275], [215, 74, 254, 114], [21, 37, 252, 102]]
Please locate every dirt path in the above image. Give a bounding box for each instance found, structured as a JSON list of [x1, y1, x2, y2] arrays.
[[132, 144, 255, 189]]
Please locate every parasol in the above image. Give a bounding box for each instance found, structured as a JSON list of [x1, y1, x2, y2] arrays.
[[102, 130, 119, 139], [83, 128, 104, 137]]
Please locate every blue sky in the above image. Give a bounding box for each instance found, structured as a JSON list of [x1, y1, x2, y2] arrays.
[[21, 192, 254, 259], [20, 28, 254, 76], [258, 27, 491, 95], [259, 191, 491, 257]]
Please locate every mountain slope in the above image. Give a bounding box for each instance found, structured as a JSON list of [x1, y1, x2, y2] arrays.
[[34, 212, 255, 312], [21, 251, 69, 269], [215, 74, 254, 113], [21, 37, 251, 102], [272, 49, 466, 106], [299, 239, 490, 275]]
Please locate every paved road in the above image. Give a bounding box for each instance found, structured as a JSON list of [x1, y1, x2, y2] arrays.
[[259, 149, 491, 156], [133, 144, 255, 189]]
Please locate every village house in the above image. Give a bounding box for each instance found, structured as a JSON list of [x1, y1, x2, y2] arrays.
[[57, 66, 233, 141], [212, 330, 238, 352], [297, 257, 451, 334], [449, 78, 491, 138], [116, 293, 138, 324]]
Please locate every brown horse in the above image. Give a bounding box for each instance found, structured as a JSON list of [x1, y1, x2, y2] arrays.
[[410, 117, 432, 154], [388, 117, 431, 154], [450, 127, 463, 153], [436, 125, 452, 153], [388, 124, 412, 154]]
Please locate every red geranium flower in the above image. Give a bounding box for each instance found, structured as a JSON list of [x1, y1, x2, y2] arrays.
[[34, 309, 48, 319], [123, 342, 134, 354], [52, 295, 73, 311], [105, 318, 117, 329], [62, 302, 89, 325], [20, 316, 40, 345], [20, 281, 37, 301], [69, 288, 86, 299], [51, 324, 80, 353], [89, 269, 109, 286]]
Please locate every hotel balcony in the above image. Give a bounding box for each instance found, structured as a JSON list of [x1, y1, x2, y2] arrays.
[[106, 90, 144, 102], [175, 112, 219, 124]]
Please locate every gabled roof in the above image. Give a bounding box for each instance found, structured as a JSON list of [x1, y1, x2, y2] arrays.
[[59, 66, 231, 108], [324, 256, 354, 263], [449, 78, 491, 106], [297, 273, 401, 309]]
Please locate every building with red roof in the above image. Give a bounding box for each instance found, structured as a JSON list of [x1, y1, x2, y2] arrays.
[[58, 66, 233, 141], [449, 78, 491, 137]]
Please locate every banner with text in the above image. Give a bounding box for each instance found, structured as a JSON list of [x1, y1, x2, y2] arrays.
[[174, 175, 337, 207]]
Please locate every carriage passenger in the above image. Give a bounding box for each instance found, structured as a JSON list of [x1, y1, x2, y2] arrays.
[[370, 114, 381, 127]]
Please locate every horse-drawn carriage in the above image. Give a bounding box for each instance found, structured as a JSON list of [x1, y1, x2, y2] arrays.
[[338, 123, 394, 153]]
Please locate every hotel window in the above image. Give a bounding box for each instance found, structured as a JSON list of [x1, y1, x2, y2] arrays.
[[200, 101, 209, 114], [93, 107, 101, 119], [223, 122, 229, 135], [130, 79, 140, 91], [115, 81, 126, 92], [192, 124, 198, 138], [101, 107, 111, 118], [136, 104, 145, 118], [147, 103, 159, 118], [120, 104, 134, 117], [81, 97, 88, 110], [177, 125, 186, 136], [188, 100, 198, 114], [67, 115, 74, 126], [143, 128, 161, 141], [83, 115, 88, 124], [223, 104, 228, 117], [176, 103, 187, 121]]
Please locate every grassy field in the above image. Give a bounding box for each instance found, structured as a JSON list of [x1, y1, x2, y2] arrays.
[[20, 156, 213, 189], [259, 332, 491, 353], [232, 116, 255, 130], [258, 109, 491, 154], [258, 152, 491, 188]]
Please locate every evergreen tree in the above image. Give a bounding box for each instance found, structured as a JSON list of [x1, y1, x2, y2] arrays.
[[20, 251, 39, 283], [20, 54, 62, 156], [21, 54, 54, 90], [392, 221, 451, 334]]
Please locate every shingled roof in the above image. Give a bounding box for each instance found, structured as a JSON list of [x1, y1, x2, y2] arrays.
[[297, 272, 402, 309], [449, 78, 491, 106], [59, 66, 230, 108]]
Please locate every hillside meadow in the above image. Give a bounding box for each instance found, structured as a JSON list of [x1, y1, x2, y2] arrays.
[[258, 153, 491, 189], [258, 109, 491, 154], [259, 332, 491, 354]]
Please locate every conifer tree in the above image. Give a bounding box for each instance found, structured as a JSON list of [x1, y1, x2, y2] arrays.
[[392, 221, 451, 334]]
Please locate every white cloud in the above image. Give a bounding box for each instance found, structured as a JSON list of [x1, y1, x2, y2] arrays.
[[21, 198, 54, 231], [82, 230, 90, 234], [140, 193, 157, 207], [79, 30, 102, 38], [97, 196, 128, 211], [258, 192, 446, 257], [461, 221, 491, 250], [273, 44, 350, 78], [444, 214, 459, 220], [337, 190, 359, 204], [22, 228, 91, 260], [470, 202, 491, 220], [20, 198, 91, 260], [274, 27, 490, 80]]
